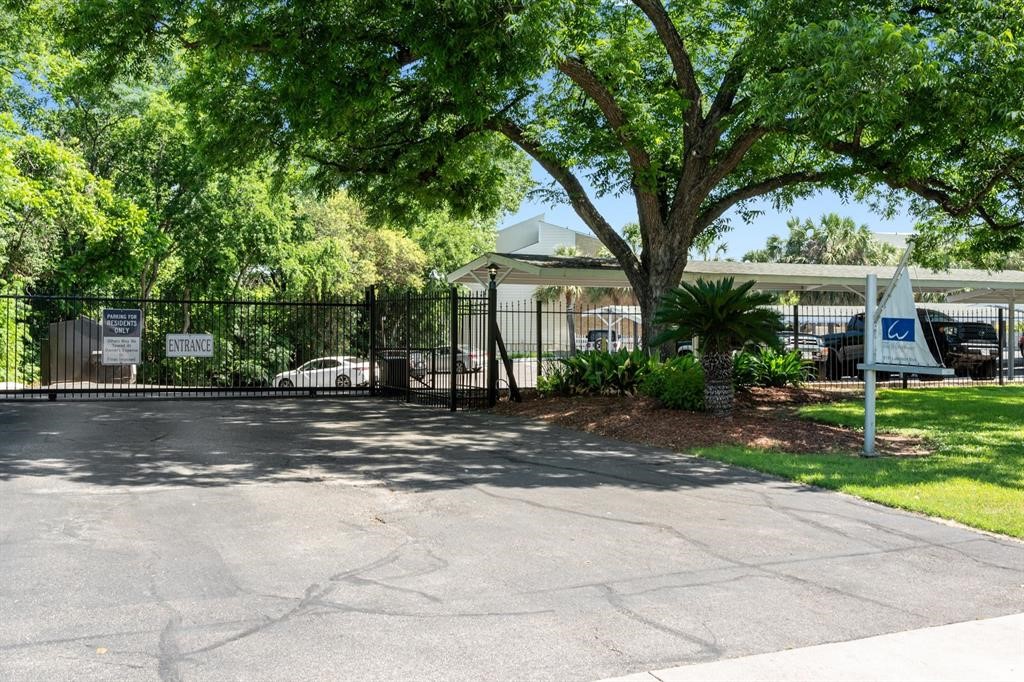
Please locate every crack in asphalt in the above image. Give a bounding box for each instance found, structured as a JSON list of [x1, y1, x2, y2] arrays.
[[469, 486, 930, 621]]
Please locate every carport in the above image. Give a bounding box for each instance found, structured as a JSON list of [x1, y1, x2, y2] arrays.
[[449, 253, 1024, 378]]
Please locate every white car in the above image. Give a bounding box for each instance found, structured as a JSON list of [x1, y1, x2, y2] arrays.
[[274, 356, 373, 388]]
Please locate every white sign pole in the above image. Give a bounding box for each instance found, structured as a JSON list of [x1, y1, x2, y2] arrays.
[[863, 274, 877, 457]]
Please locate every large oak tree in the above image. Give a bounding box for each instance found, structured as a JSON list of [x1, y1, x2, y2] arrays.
[[62, 0, 1024, 343]]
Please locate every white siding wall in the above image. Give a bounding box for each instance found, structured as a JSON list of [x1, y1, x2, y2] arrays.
[[464, 216, 612, 351], [496, 221, 539, 253]]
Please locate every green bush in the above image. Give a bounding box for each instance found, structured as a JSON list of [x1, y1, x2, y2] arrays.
[[639, 355, 705, 411], [734, 347, 811, 388], [732, 351, 757, 390], [537, 349, 652, 396]]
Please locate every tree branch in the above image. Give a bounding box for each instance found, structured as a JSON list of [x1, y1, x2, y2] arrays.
[[558, 57, 652, 173], [488, 118, 641, 280], [631, 0, 702, 128], [699, 126, 769, 195], [693, 170, 834, 233], [824, 139, 1024, 231], [557, 57, 663, 233]]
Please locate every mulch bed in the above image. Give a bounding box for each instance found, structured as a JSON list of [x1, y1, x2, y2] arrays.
[[494, 387, 930, 457]]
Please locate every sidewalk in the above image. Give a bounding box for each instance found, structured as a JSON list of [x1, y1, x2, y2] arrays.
[[603, 613, 1024, 682]]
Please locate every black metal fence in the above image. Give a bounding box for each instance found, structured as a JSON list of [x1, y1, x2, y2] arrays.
[[373, 288, 491, 410], [0, 292, 372, 398], [4, 289, 1019, 403], [490, 298, 1023, 391], [0, 288, 495, 407]]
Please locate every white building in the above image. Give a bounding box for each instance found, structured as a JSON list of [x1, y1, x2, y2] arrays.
[[485, 213, 602, 298], [465, 215, 608, 353]]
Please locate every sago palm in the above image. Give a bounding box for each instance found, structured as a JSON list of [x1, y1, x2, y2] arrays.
[[652, 278, 782, 416]]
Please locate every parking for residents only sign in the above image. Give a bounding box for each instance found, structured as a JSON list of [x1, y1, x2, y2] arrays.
[[101, 308, 142, 365], [165, 333, 215, 358]]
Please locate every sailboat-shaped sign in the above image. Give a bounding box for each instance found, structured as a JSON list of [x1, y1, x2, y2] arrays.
[[859, 249, 955, 376], [860, 247, 953, 456]]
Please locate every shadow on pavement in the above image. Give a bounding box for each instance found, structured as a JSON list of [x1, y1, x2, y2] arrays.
[[0, 398, 770, 491]]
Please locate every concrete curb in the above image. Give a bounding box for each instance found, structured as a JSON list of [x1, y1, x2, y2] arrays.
[[599, 613, 1024, 682]]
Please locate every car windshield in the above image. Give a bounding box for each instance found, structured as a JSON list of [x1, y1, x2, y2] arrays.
[[919, 309, 954, 323]]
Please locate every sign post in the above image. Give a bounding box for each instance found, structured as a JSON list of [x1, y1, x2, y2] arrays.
[[863, 275, 877, 457], [858, 246, 954, 456], [101, 308, 142, 366]]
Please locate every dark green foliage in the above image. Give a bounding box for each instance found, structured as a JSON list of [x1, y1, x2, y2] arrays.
[[652, 278, 784, 354], [732, 351, 757, 391], [653, 277, 784, 415], [639, 355, 705, 411], [734, 348, 812, 389], [537, 349, 652, 397]]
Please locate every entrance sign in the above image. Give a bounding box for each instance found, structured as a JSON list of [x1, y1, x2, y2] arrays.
[[874, 263, 943, 370], [101, 308, 142, 365], [166, 333, 214, 358], [859, 247, 953, 456]]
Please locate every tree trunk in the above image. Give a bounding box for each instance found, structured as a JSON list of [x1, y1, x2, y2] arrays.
[[701, 351, 734, 417], [635, 263, 684, 358]]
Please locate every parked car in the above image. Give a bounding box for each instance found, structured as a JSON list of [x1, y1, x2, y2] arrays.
[[778, 332, 830, 376], [410, 345, 483, 378], [274, 356, 374, 388], [821, 309, 1000, 380], [585, 329, 616, 351]]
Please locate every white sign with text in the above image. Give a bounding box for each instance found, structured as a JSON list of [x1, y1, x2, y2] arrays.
[[165, 333, 215, 358]]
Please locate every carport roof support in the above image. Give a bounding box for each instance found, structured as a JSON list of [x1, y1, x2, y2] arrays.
[[447, 253, 1024, 302]]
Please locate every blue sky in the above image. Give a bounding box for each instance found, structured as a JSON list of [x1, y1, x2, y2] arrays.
[[501, 161, 912, 259]]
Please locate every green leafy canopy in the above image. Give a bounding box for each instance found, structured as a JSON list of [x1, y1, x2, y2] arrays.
[[56, 0, 1024, 342]]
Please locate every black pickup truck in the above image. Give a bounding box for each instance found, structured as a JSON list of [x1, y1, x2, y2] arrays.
[[821, 309, 1000, 380]]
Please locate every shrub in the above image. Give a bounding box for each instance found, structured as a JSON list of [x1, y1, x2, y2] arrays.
[[732, 351, 757, 390], [734, 347, 811, 388], [639, 355, 705, 411], [537, 349, 652, 396]]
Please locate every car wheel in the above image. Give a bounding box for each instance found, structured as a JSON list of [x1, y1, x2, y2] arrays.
[[455, 360, 467, 373], [336, 374, 351, 388], [825, 354, 842, 380], [970, 361, 996, 380], [278, 378, 293, 388]]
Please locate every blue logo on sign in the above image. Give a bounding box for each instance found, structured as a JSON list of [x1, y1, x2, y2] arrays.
[[882, 317, 915, 342]]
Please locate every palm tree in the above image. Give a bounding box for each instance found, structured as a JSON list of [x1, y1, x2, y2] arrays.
[[742, 214, 901, 304], [535, 245, 586, 354], [652, 278, 783, 416]]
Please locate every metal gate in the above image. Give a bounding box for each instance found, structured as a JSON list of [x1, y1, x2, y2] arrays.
[[1, 288, 498, 409]]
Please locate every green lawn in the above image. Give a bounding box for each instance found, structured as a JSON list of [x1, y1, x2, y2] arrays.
[[694, 386, 1024, 538]]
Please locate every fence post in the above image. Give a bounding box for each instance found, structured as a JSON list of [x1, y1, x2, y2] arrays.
[[998, 307, 1005, 386], [536, 299, 543, 383], [792, 303, 799, 353], [404, 290, 411, 404], [450, 286, 458, 412], [367, 286, 377, 397], [487, 267, 498, 408]]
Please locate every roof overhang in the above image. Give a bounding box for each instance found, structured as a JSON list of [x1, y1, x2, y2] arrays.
[[447, 253, 1024, 303]]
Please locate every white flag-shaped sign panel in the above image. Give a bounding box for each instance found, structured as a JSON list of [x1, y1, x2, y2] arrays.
[[874, 267, 942, 368]]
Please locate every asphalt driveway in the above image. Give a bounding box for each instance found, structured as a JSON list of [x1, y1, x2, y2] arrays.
[[0, 398, 1021, 681]]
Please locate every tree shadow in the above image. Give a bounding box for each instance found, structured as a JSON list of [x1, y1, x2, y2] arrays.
[[0, 398, 774, 492]]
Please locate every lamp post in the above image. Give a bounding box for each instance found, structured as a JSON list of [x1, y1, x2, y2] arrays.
[[486, 263, 498, 407]]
